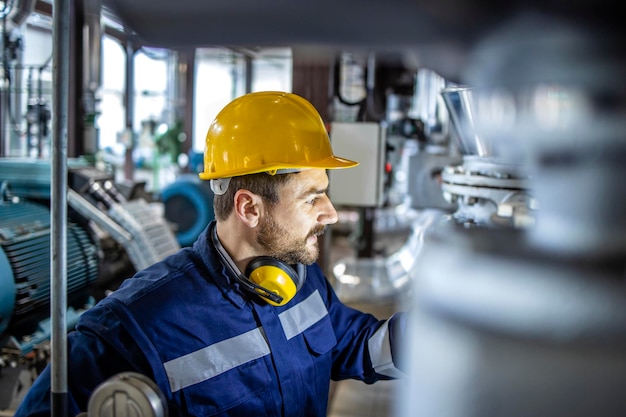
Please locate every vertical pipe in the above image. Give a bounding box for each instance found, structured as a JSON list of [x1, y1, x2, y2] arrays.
[[244, 54, 252, 94], [51, 0, 70, 416], [180, 48, 195, 157], [166, 51, 177, 127], [0, 90, 7, 157], [82, 0, 101, 156], [0, 2, 5, 157], [123, 40, 135, 180], [37, 67, 44, 157], [12, 41, 23, 155], [83, 0, 101, 92], [26, 68, 33, 155]]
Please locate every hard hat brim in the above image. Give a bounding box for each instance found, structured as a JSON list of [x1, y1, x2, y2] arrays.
[[198, 156, 358, 180]]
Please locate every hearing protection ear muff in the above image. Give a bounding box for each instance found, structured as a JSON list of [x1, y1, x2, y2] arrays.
[[245, 257, 305, 306], [210, 224, 306, 306]]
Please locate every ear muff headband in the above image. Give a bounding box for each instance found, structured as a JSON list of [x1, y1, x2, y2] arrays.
[[210, 225, 284, 304], [210, 225, 306, 306]]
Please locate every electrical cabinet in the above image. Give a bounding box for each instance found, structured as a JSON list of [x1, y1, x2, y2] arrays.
[[328, 122, 385, 207]]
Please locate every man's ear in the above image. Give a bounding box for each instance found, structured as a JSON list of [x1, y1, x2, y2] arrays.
[[233, 190, 263, 227]]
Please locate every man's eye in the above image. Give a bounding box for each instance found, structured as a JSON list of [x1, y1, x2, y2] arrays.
[[307, 197, 319, 205]]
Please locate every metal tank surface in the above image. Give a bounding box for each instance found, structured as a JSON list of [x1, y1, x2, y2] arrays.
[[399, 225, 626, 417]]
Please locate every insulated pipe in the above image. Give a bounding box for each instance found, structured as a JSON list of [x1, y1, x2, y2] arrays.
[[51, 0, 70, 416], [8, 0, 37, 28]]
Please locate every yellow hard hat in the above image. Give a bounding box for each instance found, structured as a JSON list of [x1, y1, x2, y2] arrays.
[[199, 91, 358, 180]]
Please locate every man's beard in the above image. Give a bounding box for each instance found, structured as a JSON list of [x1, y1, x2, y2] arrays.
[[256, 211, 326, 265]]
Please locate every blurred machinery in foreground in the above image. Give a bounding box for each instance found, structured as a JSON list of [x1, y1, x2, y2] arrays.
[[397, 13, 626, 417], [0, 158, 179, 410], [81, 372, 168, 417]]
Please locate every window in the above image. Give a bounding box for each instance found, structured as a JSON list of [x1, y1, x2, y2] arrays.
[[98, 35, 125, 151], [192, 47, 292, 153]]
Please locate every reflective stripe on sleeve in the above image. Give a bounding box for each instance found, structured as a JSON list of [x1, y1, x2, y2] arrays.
[[367, 317, 405, 378], [278, 290, 328, 340], [164, 327, 270, 392]]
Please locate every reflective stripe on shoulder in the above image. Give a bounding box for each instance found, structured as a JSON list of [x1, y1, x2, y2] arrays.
[[367, 316, 404, 378], [164, 327, 270, 392], [279, 290, 328, 340]]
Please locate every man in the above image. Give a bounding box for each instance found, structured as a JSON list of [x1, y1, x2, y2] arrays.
[[15, 91, 406, 417]]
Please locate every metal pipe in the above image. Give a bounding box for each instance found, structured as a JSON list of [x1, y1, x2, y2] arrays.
[[12, 38, 23, 155], [1, 11, 7, 156], [0, 89, 7, 157], [83, 0, 101, 93], [123, 39, 135, 180], [244, 54, 252, 94], [51, 0, 70, 416], [37, 65, 44, 157]]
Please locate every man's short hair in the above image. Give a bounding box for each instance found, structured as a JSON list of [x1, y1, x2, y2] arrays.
[[213, 172, 296, 221]]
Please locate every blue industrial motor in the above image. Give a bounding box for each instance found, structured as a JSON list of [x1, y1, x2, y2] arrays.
[[161, 174, 214, 247], [0, 193, 99, 354]]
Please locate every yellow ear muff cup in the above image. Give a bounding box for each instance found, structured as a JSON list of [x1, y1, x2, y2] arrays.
[[248, 265, 298, 306]]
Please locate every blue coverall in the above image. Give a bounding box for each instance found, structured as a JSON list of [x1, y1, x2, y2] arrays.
[[15, 222, 406, 417]]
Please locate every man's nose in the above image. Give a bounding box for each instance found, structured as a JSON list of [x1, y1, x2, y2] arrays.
[[319, 196, 338, 225]]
